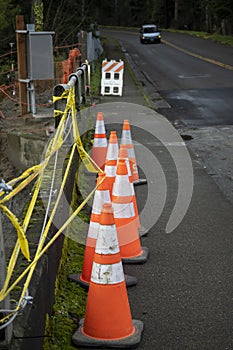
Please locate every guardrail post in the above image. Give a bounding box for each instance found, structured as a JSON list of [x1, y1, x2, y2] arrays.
[[53, 83, 70, 129], [53, 62, 90, 128], [68, 64, 88, 109], [80, 63, 88, 103]]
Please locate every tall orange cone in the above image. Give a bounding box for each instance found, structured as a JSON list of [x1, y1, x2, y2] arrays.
[[121, 119, 147, 185], [118, 143, 133, 183], [91, 112, 107, 170], [69, 172, 137, 288], [118, 144, 148, 237], [112, 158, 148, 263], [104, 130, 119, 197], [72, 203, 143, 348], [68, 172, 110, 288]]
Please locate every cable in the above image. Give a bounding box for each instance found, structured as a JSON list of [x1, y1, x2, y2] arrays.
[[0, 290, 33, 330]]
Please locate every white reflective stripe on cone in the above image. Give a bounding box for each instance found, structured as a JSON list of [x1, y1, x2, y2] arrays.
[[87, 221, 99, 239], [121, 130, 132, 142], [95, 224, 120, 255], [130, 183, 136, 193], [106, 144, 119, 160], [92, 190, 111, 214], [91, 261, 125, 284], [95, 121, 105, 134], [126, 159, 132, 176], [112, 179, 133, 196], [93, 138, 108, 147], [105, 165, 116, 177], [115, 174, 129, 183], [112, 202, 135, 218], [127, 148, 136, 158]]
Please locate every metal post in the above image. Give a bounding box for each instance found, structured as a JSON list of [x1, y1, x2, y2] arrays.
[[68, 64, 88, 108], [16, 15, 28, 115], [80, 63, 87, 99], [53, 64, 89, 127], [28, 80, 36, 115]]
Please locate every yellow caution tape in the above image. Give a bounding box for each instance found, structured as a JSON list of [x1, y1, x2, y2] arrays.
[[0, 170, 40, 204], [0, 172, 105, 308], [52, 89, 70, 104], [53, 109, 64, 118], [69, 86, 102, 173], [0, 69, 106, 324], [8, 164, 41, 186], [0, 205, 30, 261]]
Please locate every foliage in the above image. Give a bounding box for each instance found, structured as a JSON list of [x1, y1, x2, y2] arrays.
[[90, 59, 102, 96], [34, 1, 44, 31], [0, 0, 232, 52], [0, 0, 20, 47], [0, 0, 10, 31]]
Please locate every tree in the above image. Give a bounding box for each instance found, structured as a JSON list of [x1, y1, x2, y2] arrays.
[[0, 0, 10, 31], [33, 0, 44, 31], [0, 0, 20, 48], [43, 0, 96, 46], [212, 0, 233, 34], [0, 0, 232, 52]]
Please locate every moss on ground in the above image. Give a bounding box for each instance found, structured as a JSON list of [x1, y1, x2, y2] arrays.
[[43, 236, 87, 350]]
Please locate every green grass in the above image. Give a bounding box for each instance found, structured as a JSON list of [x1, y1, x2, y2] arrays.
[[164, 28, 233, 47], [89, 59, 103, 97]]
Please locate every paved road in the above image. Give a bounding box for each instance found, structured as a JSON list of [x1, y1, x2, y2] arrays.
[[101, 28, 233, 127], [101, 28, 233, 208]]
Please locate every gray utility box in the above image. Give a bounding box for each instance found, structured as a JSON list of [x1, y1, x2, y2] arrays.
[[27, 31, 54, 80]]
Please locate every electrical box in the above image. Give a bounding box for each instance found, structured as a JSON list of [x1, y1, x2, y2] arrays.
[[27, 31, 54, 80]]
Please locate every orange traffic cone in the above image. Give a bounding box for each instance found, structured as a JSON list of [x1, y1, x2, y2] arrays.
[[112, 158, 148, 263], [68, 172, 110, 288], [121, 119, 147, 185], [91, 112, 107, 170], [69, 172, 136, 288], [118, 143, 133, 183], [104, 130, 119, 197], [118, 144, 148, 237], [72, 203, 143, 348]]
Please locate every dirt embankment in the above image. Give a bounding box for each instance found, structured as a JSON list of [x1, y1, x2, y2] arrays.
[[0, 90, 54, 177], [0, 89, 54, 258]]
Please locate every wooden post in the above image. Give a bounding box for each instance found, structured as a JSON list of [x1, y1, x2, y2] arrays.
[[16, 15, 28, 116], [0, 215, 13, 348]]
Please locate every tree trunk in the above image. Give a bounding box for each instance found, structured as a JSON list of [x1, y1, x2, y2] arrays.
[[174, 0, 178, 27]]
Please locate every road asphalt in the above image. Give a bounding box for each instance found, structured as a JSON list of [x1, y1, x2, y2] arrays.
[[96, 37, 233, 350]]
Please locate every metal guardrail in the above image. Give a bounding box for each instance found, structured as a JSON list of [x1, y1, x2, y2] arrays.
[[53, 62, 90, 128]]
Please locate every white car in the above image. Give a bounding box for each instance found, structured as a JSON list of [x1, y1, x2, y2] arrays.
[[139, 24, 161, 44]]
